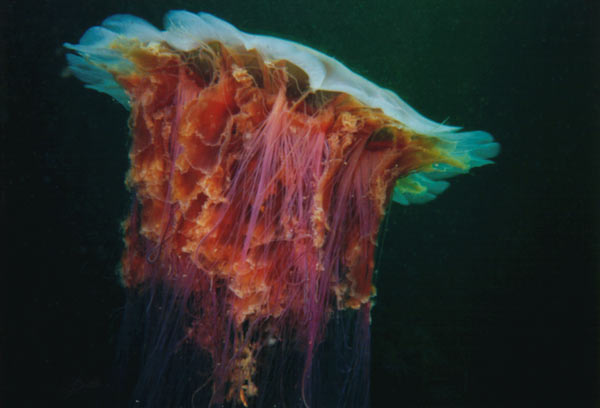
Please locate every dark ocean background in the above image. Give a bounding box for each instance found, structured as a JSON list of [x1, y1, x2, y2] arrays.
[[3, 1, 598, 406]]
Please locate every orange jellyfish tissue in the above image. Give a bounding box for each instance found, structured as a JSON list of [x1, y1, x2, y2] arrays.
[[65, 11, 498, 408]]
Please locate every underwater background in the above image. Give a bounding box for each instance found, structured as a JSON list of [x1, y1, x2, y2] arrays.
[[2, 0, 598, 407]]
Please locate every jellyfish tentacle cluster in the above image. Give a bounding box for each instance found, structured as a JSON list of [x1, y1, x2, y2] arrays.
[[65, 10, 498, 407]]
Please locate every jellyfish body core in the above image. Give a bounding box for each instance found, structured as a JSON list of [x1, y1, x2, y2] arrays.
[[65, 11, 498, 407]]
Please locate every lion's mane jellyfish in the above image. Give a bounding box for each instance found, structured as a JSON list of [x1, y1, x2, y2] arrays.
[[65, 11, 498, 407]]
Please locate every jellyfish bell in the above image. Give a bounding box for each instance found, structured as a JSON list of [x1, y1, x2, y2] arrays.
[[65, 10, 498, 408]]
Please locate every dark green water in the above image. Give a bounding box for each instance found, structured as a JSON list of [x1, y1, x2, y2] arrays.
[[3, 1, 598, 406]]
